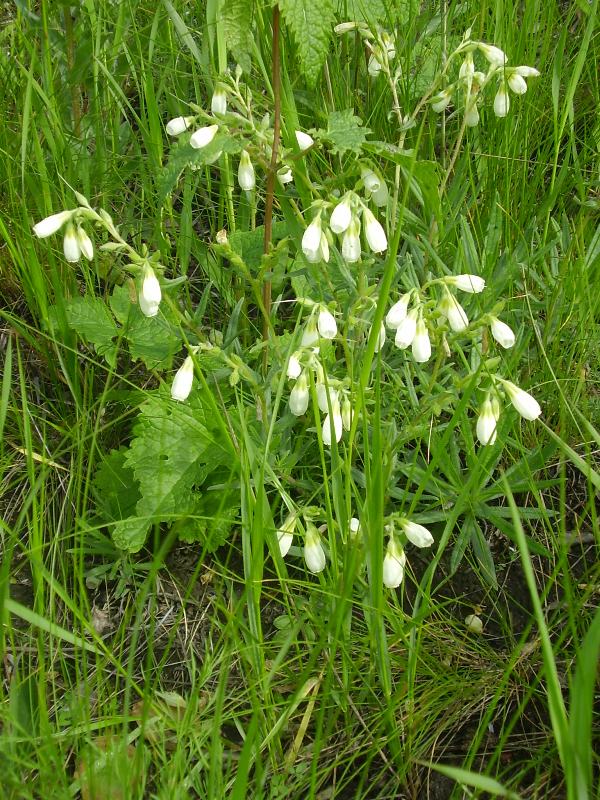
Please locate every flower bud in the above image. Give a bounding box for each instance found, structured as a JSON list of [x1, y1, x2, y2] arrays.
[[399, 519, 434, 548], [464, 102, 480, 127], [211, 86, 227, 115], [287, 353, 302, 380], [190, 124, 219, 149], [329, 195, 353, 234], [386, 293, 411, 329], [301, 316, 319, 348], [383, 535, 406, 588], [490, 317, 515, 348], [363, 208, 387, 253], [439, 289, 468, 332], [412, 318, 431, 363], [63, 222, 81, 262], [77, 227, 94, 261], [361, 168, 381, 193], [371, 181, 389, 207], [445, 274, 485, 293], [322, 399, 343, 446], [501, 380, 541, 421], [295, 130, 314, 151], [166, 116, 195, 136], [507, 72, 528, 95], [394, 308, 418, 349], [289, 371, 310, 416], [171, 355, 194, 401], [341, 216, 361, 263], [459, 53, 475, 81], [277, 513, 296, 557], [139, 265, 161, 317], [478, 43, 507, 66], [302, 216, 323, 263], [33, 210, 73, 238], [238, 150, 255, 191], [349, 517, 361, 538], [278, 167, 293, 185], [317, 307, 337, 339], [493, 83, 510, 117], [304, 522, 326, 573], [476, 395, 499, 446]]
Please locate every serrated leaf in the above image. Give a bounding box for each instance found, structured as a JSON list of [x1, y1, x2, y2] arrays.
[[229, 221, 288, 271], [334, 0, 385, 20], [279, 0, 335, 87], [65, 296, 119, 367], [319, 109, 370, 155], [220, 0, 254, 73]]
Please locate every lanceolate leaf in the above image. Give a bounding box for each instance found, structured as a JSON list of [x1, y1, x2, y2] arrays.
[[279, 0, 335, 87]]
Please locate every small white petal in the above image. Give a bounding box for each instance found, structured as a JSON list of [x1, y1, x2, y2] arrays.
[[295, 130, 314, 151], [287, 354, 302, 380], [394, 309, 418, 349], [171, 356, 194, 401], [33, 210, 73, 238], [412, 319, 431, 363], [316, 383, 338, 414], [361, 168, 381, 193], [508, 73, 528, 95], [490, 317, 515, 348], [514, 66, 540, 78], [502, 380, 541, 421], [190, 124, 219, 149], [317, 308, 337, 339], [329, 197, 353, 234], [400, 519, 434, 548], [371, 181, 389, 207], [238, 150, 255, 191], [77, 227, 94, 261], [63, 223, 81, 262], [304, 525, 326, 573], [341, 218, 361, 263], [386, 294, 411, 329], [166, 116, 194, 136], [476, 397, 499, 446], [301, 318, 319, 348], [363, 208, 387, 253], [322, 401, 343, 446], [289, 372, 310, 416], [383, 537, 406, 588], [349, 517, 361, 537], [445, 274, 486, 293], [302, 218, 323, 261], [211, 88, 227, 115], [140, 266, 161, 317], [494, 85, 510, 118], [431, 89, 453, 113]]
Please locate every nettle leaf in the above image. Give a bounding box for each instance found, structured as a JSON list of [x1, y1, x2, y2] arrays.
[[221, 0, 254, 73], [112, 390, 236, 553], [157, 134, 242, 205], [229, 221, 288, 271], [93, 448, 140, 523], [279, 0, 335, 87], [319, 109, 371, 155], [65, 296, 120, 367], [110, 286, 181, 370]]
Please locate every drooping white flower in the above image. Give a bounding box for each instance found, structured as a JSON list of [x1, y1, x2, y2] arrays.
[[301, 316, 319, 348], [478, 43, 507, 67], [349, 517, 361, 538], [507, 72, 528, 95], [139, 265, 161, 317], [33, 210, 73, 238], [394, 308, 419, 349], [412, 318, 431, 363], [363, 208, 387, 253], [386, 293, 411, 329], [368, 53, 383, 78], [361, 168, 381, 194], [289, 371, 310, 416], [501, 380, 541, 421], [431, 88, 453, 113], [445, 274, 486, 293], [383, 535, 406, 589], [278, 167, 293, 185], [459, 53, 475, 81], [399, 519, 434, 548], [211, 87, 227, 115], [439, 289, 469, 332], [371, 180, 389, 207], [341, 216, 361, 263], [166, 115, 195, 136], [295, 130, 314, 151], [77, 227, 94, 261], [286, 353, 302, 380], [304, 523, 326, 573], [171, 355, 195, 401], [494, 83, 510, 117], [464, 101, 480, 127], [476, 395, 499, 446], [190, 124, 219, 149], [322, 399, 343, 446], [490, 317, 515, 348], [341, 396, 353, 430], [329, 195, 353, 234], [63, 222, 81, 262], [277, 513, 296, 558], [317, 382, 338, 414], [514, 66, 541, 78], [302, 215, 323, 263], [238, 150, 255, 191], [317, 307, 337, 339]]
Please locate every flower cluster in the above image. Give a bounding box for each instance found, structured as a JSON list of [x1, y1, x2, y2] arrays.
[[429, 35, 540, 126], [33, 209, 94, 264], [383, 518, 435, 588], [475, 379, 541, 446], [334, 22, 396, 79]]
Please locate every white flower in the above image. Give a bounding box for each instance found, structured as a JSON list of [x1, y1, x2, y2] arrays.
[[508, 73, 528, 95], [63, 223, 81, 262], [361, 168, 381, 193], [476, 395, 499, 446], [317, 307, 337, 339], [341, 217, 361, 263], [386, 293, 411, 329], [440, 290, 469, 332], [479, 43, 507, 66], [373, 322, 386, 353], [289, 371, 310, 416], [211, 87, 227, 115], [494, 84, 510, 117], [322, 399, 343, 446], [302, 216, 323, 262], [277, 513, 296, 558], [238, 150, 255, 191], [295, 130, 314, 151], [77, 227, 94, 261], [514, 66, 540, 78], [190, 124, 219, 149], [490, 317, 515, 348], [368, 53, 382, 77], [171, 355, 194, 401], [464, 101, 480, 127], [412, 318, 431, 363], [33, 210, 73, 238], [139, 265, 161, 317], [301, 316, 319, 348], [363, 208, 387, 253], [304, 523, 326, 573], [445, 274, 486, 293], [316, 382, 338, 413], [383, 536, 406, 588], [371, 181, 389, 207], [341, 397, 353, 430], [329, 195, 353, 234], [278, 167, 293, 185], [459, 53, 475, 81], [431, 88, 453, 113], [349, 517, 361, 538], [287, 353, 302, 380], [318, 232, 330, 263], [400, 519, 434, 548], [394, 308, 419, 349], [166, 115, 194, 136], [501, 380, 541, 421], [465, 614, 483, 634]]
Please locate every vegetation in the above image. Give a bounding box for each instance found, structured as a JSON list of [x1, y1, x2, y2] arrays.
[[1, 1, 599, 798]]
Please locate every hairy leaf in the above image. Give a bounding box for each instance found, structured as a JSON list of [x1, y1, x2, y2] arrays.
[[65, 296, 119, 367], [279, 0, 335, 87], [318, 109, 370, 155]]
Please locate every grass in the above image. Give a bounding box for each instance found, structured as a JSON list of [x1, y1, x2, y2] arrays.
[[1, 0, 599, 798]]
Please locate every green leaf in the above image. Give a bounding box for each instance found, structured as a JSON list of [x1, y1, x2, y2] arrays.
[[93, 448, 140, 523], [112, 390, 236, 552], [279, 0, 335, 87], [334, 0, 386, 20], [229, 221, 288, 271], [318, 109, 370, 156], [221, 0, 254, 73], [65, 296, 119, 367]]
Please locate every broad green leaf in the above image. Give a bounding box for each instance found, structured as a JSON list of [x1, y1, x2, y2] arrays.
[[229, 221, 288, 271], [93, 448, 140, 523], [279, 0, 335, 87], [319, 109, 371, 155], [65, 296, 119, 367], [221, 0, 254, 73]]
